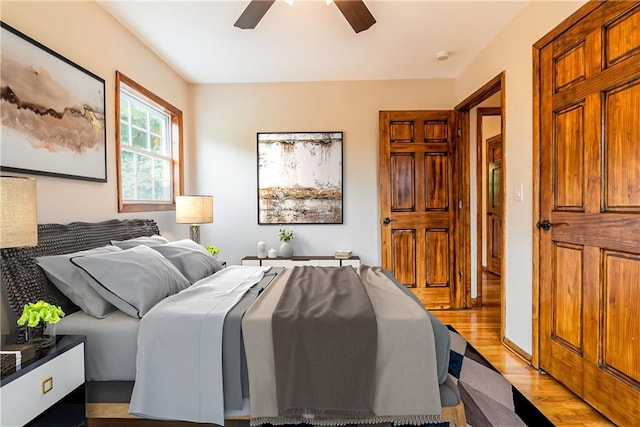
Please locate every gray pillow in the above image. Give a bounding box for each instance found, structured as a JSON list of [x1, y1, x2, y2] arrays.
[[70, 245, 191, 319], [36, 246, 121, 319], [150, 239, 223, 284], [110, 235, 169, 250]]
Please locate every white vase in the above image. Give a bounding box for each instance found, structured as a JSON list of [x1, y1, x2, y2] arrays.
[[257, 241, 267, 258], [279, 241, 293, 258]]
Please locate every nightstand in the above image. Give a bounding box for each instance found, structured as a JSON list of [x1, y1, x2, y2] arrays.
[[1, 335, 86, 427]]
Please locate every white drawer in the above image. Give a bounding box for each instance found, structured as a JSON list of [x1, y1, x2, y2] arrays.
[[282, 259, 340, 267], [241, 259, 261, 266], [1, 343, 85, 427], [261, 259, 283, 267], [341, 259, 361, 267]]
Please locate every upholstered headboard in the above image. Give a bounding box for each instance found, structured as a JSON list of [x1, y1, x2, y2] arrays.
[[0, 219, 160, 342]]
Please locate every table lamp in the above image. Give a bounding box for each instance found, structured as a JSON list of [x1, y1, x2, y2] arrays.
[[1, 176, 38, 339], [0, 176, 38, 249], [175, 195, 213, 244]]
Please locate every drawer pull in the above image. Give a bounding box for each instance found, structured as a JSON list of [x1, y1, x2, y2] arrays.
[[41, 376, 53, 394]]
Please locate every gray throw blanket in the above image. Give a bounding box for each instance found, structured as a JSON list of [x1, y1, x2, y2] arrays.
[[272, 266, 378, 419]]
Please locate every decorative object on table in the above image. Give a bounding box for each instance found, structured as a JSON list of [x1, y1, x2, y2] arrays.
[[1, 343, 36, 377], [176, 195, 213, 244], [0, 176, 38, 248], [0, 22, 106, 182], [205, 245, 220, 257], [278, 227, 294, 258], [16, 300, 65, 350], [257, 132, 343, 224], [268, 248, 277, 258], [257, 241, 267, 258], [334, 249, 352, 259]]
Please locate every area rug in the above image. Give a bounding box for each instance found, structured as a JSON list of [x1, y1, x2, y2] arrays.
[[442, 326, 554, 427]]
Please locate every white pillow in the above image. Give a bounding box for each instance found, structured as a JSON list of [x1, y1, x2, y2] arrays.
[[150, 239, 223, 283], [70, 245, 190, 318], [36, 246, 121, 318], [110, 235, 169, 250]]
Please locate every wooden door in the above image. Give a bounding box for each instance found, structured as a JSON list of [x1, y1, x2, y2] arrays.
[[538, 1, 640, 425], [486, 134, 502, 276], [379, 110, 458, 309]]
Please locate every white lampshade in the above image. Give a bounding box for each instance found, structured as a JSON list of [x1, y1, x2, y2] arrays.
[[176, 195, 213, 244], [176, 195, 213, 224], [0, 176, 38, 248]]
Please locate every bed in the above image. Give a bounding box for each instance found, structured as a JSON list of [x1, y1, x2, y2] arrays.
[[0, 219, 465, 426]]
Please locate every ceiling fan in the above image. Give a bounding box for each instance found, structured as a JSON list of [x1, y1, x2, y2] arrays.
[[234, 0, 376, 33]]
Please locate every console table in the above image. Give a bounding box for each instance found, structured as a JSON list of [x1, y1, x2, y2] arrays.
[[241, 255, 361, 268]]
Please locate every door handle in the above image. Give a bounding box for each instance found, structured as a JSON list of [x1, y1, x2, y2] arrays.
[[536, 219, 569, 231], [383, 217, 392, 225], [536, 220, 552, 231]]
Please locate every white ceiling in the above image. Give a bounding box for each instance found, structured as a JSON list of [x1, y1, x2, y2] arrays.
[[99, 0, 531, 84]]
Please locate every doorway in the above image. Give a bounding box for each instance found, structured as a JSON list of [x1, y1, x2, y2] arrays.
[[475, 106, 502, 305], [455, 73, 507, 344]]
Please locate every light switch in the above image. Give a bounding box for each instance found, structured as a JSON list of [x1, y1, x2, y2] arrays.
[[515, 183, 524, 202]]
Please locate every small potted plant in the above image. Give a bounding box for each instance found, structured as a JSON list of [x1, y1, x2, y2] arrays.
[[278, 227, 294, 258], [17, 300, 65, 350]]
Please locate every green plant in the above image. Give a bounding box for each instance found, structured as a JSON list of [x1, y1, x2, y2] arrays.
[[17, 300, 65, 327], [278, 227, 294, 242], [206, 245, 220, 255]]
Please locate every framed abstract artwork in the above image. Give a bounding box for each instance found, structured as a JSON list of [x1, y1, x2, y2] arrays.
[[257, 132, 343, 224], [0, 22, 107, 182]]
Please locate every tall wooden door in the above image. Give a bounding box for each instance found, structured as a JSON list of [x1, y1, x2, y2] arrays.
[[538, 1, 640, 425], [379, 110, 458, 309], [486, 134, 502, 276]]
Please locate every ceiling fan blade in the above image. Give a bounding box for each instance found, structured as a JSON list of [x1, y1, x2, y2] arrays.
[[234, 0, 276, 29], [334, 0, 376, 33]]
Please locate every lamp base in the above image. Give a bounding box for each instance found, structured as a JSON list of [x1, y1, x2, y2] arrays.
[[189, 225, 201, 244]]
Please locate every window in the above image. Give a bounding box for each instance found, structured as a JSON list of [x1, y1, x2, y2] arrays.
[[116, 71, 183, 212]]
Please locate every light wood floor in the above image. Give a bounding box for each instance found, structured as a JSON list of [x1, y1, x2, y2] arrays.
[[430, 271, 614, 427]]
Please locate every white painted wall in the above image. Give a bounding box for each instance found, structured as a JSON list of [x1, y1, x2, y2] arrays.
[[454, 0, 587, 353], [0, 1, 191, 240], [191, 80, 455, 265]]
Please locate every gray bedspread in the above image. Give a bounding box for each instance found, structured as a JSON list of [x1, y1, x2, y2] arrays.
[[272, 266, 377, 419], [243, 265, 443, 426], [129, 266, 270, 424]]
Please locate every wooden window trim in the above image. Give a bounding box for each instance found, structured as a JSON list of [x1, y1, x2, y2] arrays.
[[115, 71, 184, 213]]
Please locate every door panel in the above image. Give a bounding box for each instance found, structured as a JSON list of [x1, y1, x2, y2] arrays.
[[391, 154, 416, 211], [603, 251, 640, 386], [538, 2, 640, 425], [605, 80, 640, 210], [380, 110, 458, 309], [554, 104, 585, 210], [391, 229, 416, 287], [425, 153, 449, 210], [486, 134, 502, 275], [552, 243, 583, 354]]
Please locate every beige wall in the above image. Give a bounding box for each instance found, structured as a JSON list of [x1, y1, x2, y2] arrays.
[[2, 0, 592, 357], [454, 0, 587, 354], [191, 79, 455, 265], [0, 1, 191, 239]]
